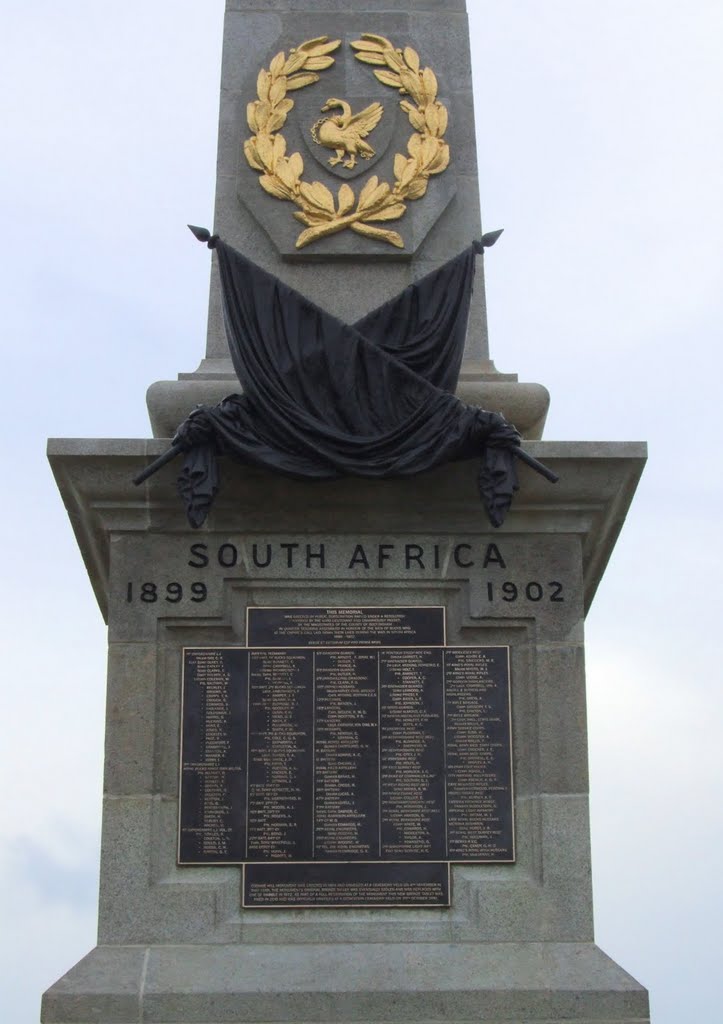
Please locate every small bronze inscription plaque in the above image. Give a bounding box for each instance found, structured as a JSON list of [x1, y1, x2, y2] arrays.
[[247, 605, 445, 648], [179, 607, 513, 907]]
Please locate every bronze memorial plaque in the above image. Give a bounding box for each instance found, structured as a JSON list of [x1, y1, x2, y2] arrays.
[[179, 607, 513, 908]]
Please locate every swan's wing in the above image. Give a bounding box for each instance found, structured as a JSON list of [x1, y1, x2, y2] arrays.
[[349, 102, 384, 138]]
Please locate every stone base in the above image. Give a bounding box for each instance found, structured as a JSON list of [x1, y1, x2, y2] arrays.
[[146, 374, 550, 440], [45, 440, 648, 1024], [42, 941, 649, 1023]]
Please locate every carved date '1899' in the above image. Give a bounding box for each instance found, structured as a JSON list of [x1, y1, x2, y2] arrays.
[[126, 582, 208, 604]]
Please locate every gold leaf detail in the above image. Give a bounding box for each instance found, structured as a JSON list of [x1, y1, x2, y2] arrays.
[[267, 110, 287, 133], [358, 33, 392, 48], [257, 70, 271, 103], [365, 203, 407, 222], [408, 108, 426, 131], [304, 55, 336, 71], [272, 134, 287, 163], [350, 223, 405, 248], [296, 223, 341, 248], [288, 151, 304, 178], [384, 49, 405, 72], [276, 158, 298, 191], [397, 157, 417, 189], [350, 38, 386, 52], [407, 134, 422, 158], [399, 68, 424, 104], [283, 51, 306, 75], [299, 181, 336, 215], [260, 174, 294, 200], [254, 101, 271, 132], [422, 67, 438, 102], [244, 139, 264, 172], [374, 69, 403, 89], [269, 52, 285, 77], [420, 136, 441, 167], [425, 104, 440, 136], [354, 52, 388, 66], [357, 175, 380, 210], [337, 184, 355, 216], [405, 177, 428, 200], [269, 78, 287, 105], [298, 38, 341, 57], [297, 36, 330, 52], [403, 47, 420, 72], [427, 144, 450, 175], [255, 134, 274, 169], [286, 72, 320, 91], [358, 181, 391, 212]]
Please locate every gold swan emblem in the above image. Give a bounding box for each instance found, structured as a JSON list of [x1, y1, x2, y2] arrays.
[[311, 97, 384, 169]]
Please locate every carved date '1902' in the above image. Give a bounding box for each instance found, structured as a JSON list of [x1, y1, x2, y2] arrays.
[[486, 581, 564, 603]]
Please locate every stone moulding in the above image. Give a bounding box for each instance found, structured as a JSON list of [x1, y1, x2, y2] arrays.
[[48, 438, 647, 622]]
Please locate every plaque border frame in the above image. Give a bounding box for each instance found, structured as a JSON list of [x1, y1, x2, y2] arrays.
[[177, 631, 515, 895]]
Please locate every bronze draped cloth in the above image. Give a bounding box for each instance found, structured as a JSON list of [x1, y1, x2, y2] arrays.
[[173, 237, 521, 527]]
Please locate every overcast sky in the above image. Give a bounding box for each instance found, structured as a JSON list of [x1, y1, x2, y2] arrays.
[[1, 2, 721, 1022]]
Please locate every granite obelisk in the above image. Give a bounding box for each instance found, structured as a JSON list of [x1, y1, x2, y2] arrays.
[[44, 2, 649, 1022]]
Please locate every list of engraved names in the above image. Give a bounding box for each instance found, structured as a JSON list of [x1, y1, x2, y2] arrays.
[[180, 625, 512, 867]]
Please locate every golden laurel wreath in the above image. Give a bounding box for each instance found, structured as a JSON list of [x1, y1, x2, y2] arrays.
[[243, 35, 450, 249]]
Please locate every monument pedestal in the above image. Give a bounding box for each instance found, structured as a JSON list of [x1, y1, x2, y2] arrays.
[[44, 439, 649, 1024], [43, 943, 647, 1023]]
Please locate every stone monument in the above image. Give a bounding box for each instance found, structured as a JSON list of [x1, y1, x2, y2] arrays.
[[44, 1, 650, 1022]]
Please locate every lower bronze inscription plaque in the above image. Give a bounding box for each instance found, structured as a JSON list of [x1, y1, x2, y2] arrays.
[[243, 862, 450, 908], [179, 607, 514, 907]]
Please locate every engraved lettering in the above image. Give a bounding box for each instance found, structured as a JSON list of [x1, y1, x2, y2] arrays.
[[453, 543, 473, 568], [188, 543, 209, 568], [252, 543, 272, 568], [348, 544, 370, 569], [482, 543, 506, 568], [218, 543, 238, 568], [501, 582, 518, 602], [305, 544, 326, 568], [405, 544, 424, 569], [378, 544, 395, 567], [280, 542, 299, 568]]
